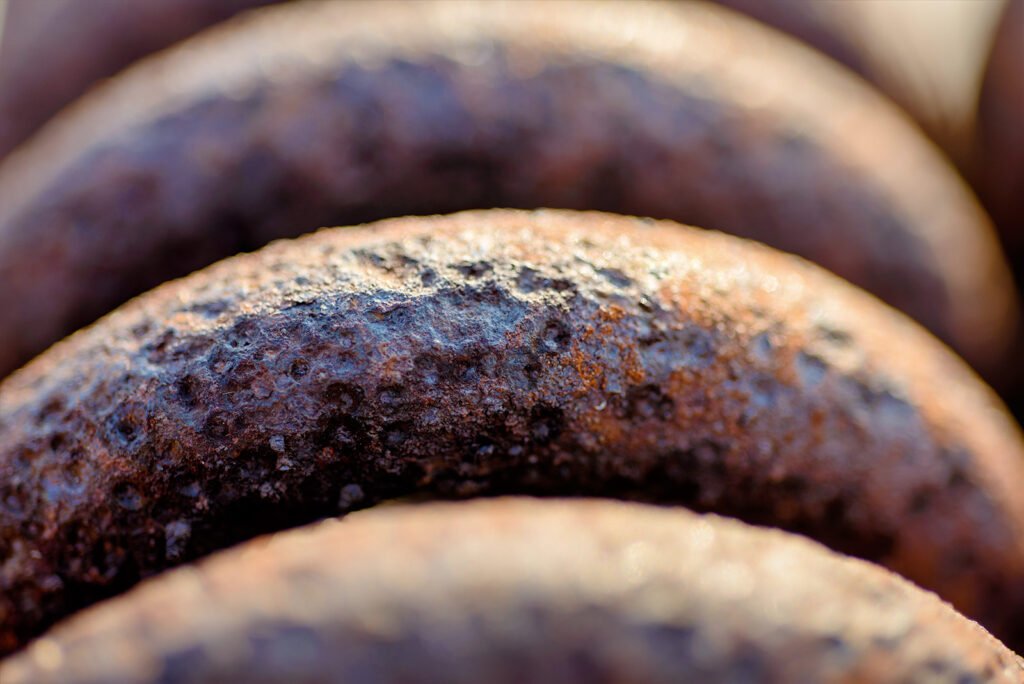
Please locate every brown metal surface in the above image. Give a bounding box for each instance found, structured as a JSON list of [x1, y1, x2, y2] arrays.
[[977, 0, 1024, 264], [1, 209, 1023, 653], [0, 0, 273, 160], [4, 498, 1022, 683], [0, 0, 1012, 381]]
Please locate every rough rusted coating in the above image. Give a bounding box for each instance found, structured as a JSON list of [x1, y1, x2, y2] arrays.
[[2, 210, 1024, 653], [0, 0, 1013, 382], [0, 0, 274, 160], [977, 0, 1024, 265], [4, 498, 1023, 684]]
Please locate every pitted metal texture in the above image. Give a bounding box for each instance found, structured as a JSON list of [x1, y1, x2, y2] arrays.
[[0, 0, 1012, 380], [1, 210, 1023, 652]]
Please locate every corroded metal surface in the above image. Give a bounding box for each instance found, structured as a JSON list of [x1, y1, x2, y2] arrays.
[[977, 0, 1024, 263], [4, 498, 1023, 683], [1, 210, 1023, 653], [0, 0, 1013, 380], [0, 0, 273, 160]]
